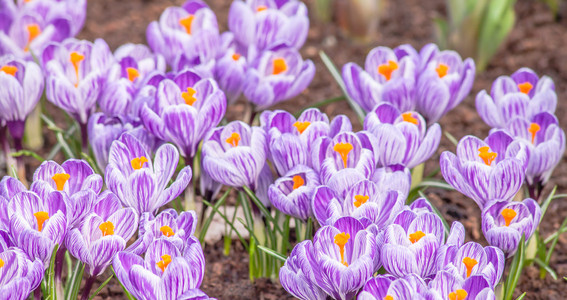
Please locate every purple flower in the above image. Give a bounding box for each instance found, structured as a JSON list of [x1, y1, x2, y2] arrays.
[[42, 38, 113, 125], [279, 240, 327, 300], [140, 70, 226, 158], [214, 32, 247, 104], [17, 0, 86, 36], [113, 239, 208, 300], [105, 133, 192, 215], [427, 271, 495, 300], [268, 165, 319, 220], [243, 47, 315, 109], [364, 103, 441, 169], [66, 192, 138, 276], [88, 113, 134, 172], [228, 0, 309, 51], [0, 56, 43, 142], [440, 131, 527, 209], [357, 274, 428, 300], [146, 0, 220, 68], [482, 198, 541, 257], [476, 68, 556, 129], [0, 248, 44, 300]]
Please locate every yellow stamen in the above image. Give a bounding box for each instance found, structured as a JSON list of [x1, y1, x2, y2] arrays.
[[333, 142, 353, 169], [384, 296, 394, 300], [0, 65, 17, 76], [179, 15, 195, 34], [126, 67, 140, 82], [256, 5, 268, 12], [528, 123, 540, 144], [70, 52, 84, 87], [0, 258, 3, 268], [478, 146, 497, 166], [24, 24, 41, 52], [272, 57, 287, 75], [334, 232, 350, 267], [131, 156, 148, 170], [448, 289, 468, 300], [182, 87, 198, 106], [292, 121, 311, 134], [518, 82, 533, 94], [99, 221, 115, 236], [409, 231, 425, 244], [436, 63, 449, 78], [377, 60, 398, 81], [232, 53, 241, 61], [292, 175, 304, 190], [501, 208, 517, 227], [160, 226, 175, 237], [156, 254, 172, 272], [402, 112, 418, 125], [353, 195, 369, 208], [462, 257, 478, 278], [52, 173, 70, 191], [226, 132, 241, 147], [34, 211, 49, 232]]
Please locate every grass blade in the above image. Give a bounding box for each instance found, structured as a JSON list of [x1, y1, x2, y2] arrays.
[[258, 245, 287, 262], [198, 188, 232, 243], [202, 199, 249, 252], [88, 275, 114, 300]]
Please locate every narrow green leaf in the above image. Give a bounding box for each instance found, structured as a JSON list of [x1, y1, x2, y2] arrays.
[[417, 191, 451, 237], [503, 235, 526, 300], [64, 261, 84, 300], [444, 131, 459, 147], [243, 186, 284, 235], [515, 292, 527, 300], [534, 258, 558, 280], [539, 186, 557, 220], [88, 275, 114, 300], [258, 245, 288, 262], [202, 199, 249, 252], [199, 188, 232, 243], [47, 244, 59, 300], [111, 267, 135, 300], [11, 150, 45, 162], [542, 215, 567, 279], [294, 96, 346, 118], [413, 180, 455, 191]]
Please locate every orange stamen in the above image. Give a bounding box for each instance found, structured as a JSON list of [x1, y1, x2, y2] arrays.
[[34, 211, 49, 232], [126, 67, 139, 82], [272, 57, 287, 75], [377, 60, 398, 81], [528, 123, 540, 144], [402, 112, 418, 125], [131, 156, 148, 170], [179, 15, 195, 34], [24, 24, 41, 52], [52, 173, 70, 191], [256, 5, 268, 12], [462, 257, 478, 278], [333, 142, 353, 168], [0, 258, 3, 268], [182, 87, 198, 106], [409, 231, 425, 244], [518, 82, 533, 94], [70, 52, 84, 87], [436, 63, 449, 78], [353, 195, 369, 208], [501, 208, 517, 227], [232, 53, 241, 61], [160, 226, 175, 237], [292, 175, 304, 190], [478, 146, 497, 166], [0, 65, 17, 76], [99, 221, 115, 236], [156, 254, 172, 272], [448, 289, 468, 300], [334, 232, 350, 267], [226, 132, 241, 147], [384, 296, 394, 300], [292, 121, 311, 134]]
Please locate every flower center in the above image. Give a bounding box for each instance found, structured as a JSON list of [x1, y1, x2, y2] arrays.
[[0, 258, 3, 268], [334, 232, 350, 267], [402, 112, 418, 125], [24, 24, 41, 52], [448, 289, 468, 300], [131, 156, 148, 170], [156, 254, 172, 272], [292, 121, 311, 134], [377, 60, 398, 81], [409, 231, 425, 244], [52, 173, 70, 191], [160, 225, 175, 237], [179, 15, 195, 34], [501, 208, 517, 227], [70, 52, 85, 87], [232, 53, 241, 61], [34, 211, 49, 232], [384, 296, 394, 300], [126, 67, 139, 82], [462, 257, 478, 278], [333, 142, 353, 168], [182, 87, 198, 106], [272, 57, 288, 75], [256, 5, 268, 12], [0, 65, 17, 76], [518, 82, 533, 94], [226, 132, 241, 147], [99, 221, 115, 236], [353, 195, 369, 208], [528, 123, 540, 144], [292, 175, 304, 190], [478, 146, 497, 166], [436, 63, 449, 78]]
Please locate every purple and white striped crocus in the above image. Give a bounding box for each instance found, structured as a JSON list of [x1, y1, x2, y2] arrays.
[[476, 68, 556, 129], [66, 191, 138, 276], [268, 165, 319, 220], [440, 131, 527, 209], [228, 0, 309, 51], [14, 0, 87, 36], [357, 274, 428, 300], [427, 271, 496, 300], [146, 0, 220, 68], [214, 32, 247, 104], [0, 56, 43, 145], [482, 198, 541, 257], [243, 47, 315, 109], [279, 239, 327, 300], [0, 248, 44, 300], [364, 103, 441, 169], [140, 69, 226, 158], [105, 133, 192, 215], [113, 239, 208, 300]]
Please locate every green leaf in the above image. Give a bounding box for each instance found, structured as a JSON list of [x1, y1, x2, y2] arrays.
[[541, 215, 567, 279], [199, 188, 232, 243], [202, 199, 249, 252], [503, 235, 526, 300], [539, 186, 557, 221], [258, 245, 288, 262], [534, 257, 558, 280], [294, 96, 346, 118], [243, 186, 284, 235], [111, 266, 135, 300], [417, 191, 451, 237], [11, 150, 45, 162], [515, 292, 527, 300], [64, 261, 84, 300], [413, 180, 455, 191], [433, 17, 449, 49], [444, 131, 459, 147], [47, 244, 59, 300], [88, 275, 114, 300]]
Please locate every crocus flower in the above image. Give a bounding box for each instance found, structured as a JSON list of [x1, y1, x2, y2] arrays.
[[243, 47, 315, 109], [113, 239, 208, 300], [427, 271, 496, 300], [42, 38, 113, 125], [440, 131, 527, 209], [228, 0, 309, 51], [482, 198, 541, 256], [279, 240, 327, 300], [415, 44, 475, 123], [88, 113, 134, 172], [214, 32, 247, 104], [15, 0, 87, 37], [105, 133, 192, 215], [357, 274, 428, 300], [0, 248, 44, 300], [364, 103, 441, 169], [268, 165, 319, 220], [146, 0, 220, 68], [0, 56, 43, 143], [140, 69, 226, 158], [476, 68, 556, 129], [66, 192, 138, 276]]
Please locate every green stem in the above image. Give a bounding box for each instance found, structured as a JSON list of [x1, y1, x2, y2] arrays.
[[410, 163, 425, 190]]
